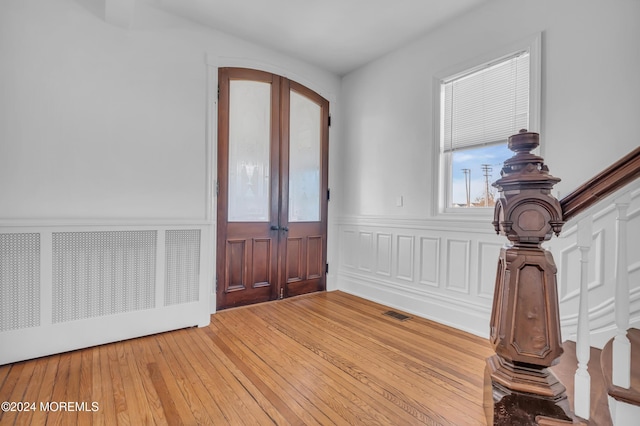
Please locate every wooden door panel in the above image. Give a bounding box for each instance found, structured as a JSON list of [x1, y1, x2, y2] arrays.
[[306, 235, 323, 279], [221, 224, 278, 307], [284, 230, 325, 298], [226, 239, 246, 291], [251, 238, 273, 288], [225, 237, 276, 290], [283, 235, 323, 283], [285, 237, 304, 283], [223, 237, 275, 305]]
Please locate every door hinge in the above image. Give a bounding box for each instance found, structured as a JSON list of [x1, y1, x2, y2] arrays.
[[326, 263, 329, 274], [217, 84, 220, 100], [328, 114, 331, 127], [216, 180, 219, 197], [327, 188, 330, 201], [215, 275, 218, 291], [279, 287, 284, 299]]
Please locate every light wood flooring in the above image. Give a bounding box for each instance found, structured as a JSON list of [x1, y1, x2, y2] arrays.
[[0, 291, 608, 425]]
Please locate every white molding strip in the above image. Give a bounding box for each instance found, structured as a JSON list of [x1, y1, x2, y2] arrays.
[[335, 214, 499, 233], [1, 303, 204, 365], [0, 218, 212, 228]]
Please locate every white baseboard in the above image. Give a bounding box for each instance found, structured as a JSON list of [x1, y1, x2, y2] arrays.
[[0, 302, 209, 365], [337, 272, 490, 339]]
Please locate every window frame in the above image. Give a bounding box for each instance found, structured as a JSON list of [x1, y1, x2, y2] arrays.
[[432, 33, 542, 217]]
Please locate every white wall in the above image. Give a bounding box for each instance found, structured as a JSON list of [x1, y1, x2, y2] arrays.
[[336, 0, 640, 337], [0, 0, 340, 221]]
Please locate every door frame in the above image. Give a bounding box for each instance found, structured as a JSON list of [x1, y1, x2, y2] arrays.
[[204, 57, 336, 314]]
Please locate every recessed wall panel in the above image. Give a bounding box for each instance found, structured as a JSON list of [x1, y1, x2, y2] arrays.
[[396, 235, 414, 281], [559, 240, 581, 300], [419, 237, 440, 287], [446, 239, 470, 293], [591, 230, 604, 289], [341, 230, 357, 268], [629, 209, 640, 267], [559, 229, 605, 301], [358, 232, 373, 271], [376, 233, 392, 276], [478, 242, 502, 298]]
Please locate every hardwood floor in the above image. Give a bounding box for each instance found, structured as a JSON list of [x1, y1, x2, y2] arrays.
[[3, 291, 614, 426], [0, 291, 496, 425]]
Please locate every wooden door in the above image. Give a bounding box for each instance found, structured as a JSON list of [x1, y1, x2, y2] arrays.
[[216, 68, 329, 310]]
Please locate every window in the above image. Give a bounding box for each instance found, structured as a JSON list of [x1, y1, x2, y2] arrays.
[[436, 36, 540, 212]]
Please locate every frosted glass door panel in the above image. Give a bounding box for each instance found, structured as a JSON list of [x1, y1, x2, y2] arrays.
[[228, 80, 271, 222], [289, 90, 321, 222]]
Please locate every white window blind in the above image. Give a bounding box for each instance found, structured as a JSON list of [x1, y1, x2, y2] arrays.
[[442, 52, 530, 152]]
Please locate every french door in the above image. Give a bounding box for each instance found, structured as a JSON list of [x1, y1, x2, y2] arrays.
[[216, 68, 329, 310]]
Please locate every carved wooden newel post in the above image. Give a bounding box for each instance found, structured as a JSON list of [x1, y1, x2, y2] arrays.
[[485, 130, 575, 425]]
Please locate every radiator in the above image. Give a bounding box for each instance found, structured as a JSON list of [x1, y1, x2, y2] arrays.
[[0, 225, 210, 365]]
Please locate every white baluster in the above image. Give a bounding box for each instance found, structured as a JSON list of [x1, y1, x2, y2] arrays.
[[574, 215, 593, 419], [613, 191, 631, 389]]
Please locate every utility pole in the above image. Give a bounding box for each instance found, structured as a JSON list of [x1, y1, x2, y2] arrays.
[[481, 164, 492, 207], [462, 168, 471, 207]]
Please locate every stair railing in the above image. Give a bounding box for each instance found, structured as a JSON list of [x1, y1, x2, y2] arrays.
[[574, 215, 593, 419], [559, 146, 640, 421], [613, 192, 631, 389], [485, 138, 638, 424]]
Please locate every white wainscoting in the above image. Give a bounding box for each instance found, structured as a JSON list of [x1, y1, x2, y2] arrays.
[[335, 179, 640, 344], [0, 221, 212, 365], [336, 217, 501, 338]]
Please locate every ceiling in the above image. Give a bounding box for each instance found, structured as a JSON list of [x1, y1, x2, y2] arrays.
[[145, 0, 489, 75]]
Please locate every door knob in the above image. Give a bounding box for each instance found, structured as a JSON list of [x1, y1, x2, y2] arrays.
[[270, 225, 280, 231]]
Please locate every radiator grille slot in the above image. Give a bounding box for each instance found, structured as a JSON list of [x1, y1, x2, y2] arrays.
[[383, 310, 411, 321], [165, 229, 201, 306], [0, 233, 40, 331], [52, 231, 157, 323]]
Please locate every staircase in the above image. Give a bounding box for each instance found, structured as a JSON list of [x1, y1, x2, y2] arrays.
[[600, 329, 640, 425], [557, 146, 640, 425], [552, 329, 640, 425], [486, 140, 640, 425], [551, 341, 611, 425]]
